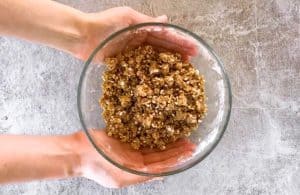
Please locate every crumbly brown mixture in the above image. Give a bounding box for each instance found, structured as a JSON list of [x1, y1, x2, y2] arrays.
[[100, 45, 207, 150]]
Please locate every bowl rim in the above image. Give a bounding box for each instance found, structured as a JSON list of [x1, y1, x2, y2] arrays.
[[77, 22, 232, 176]]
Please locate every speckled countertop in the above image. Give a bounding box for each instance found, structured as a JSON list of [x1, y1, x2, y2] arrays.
[[0, 0, 299, 194]]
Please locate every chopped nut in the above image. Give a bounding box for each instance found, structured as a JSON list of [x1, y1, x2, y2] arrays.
[[196, 100, 202, 112], [135, 55, 143, 63], [159, 145, 166, 150], [152, 77, 164, 86], [152, 132, 160, 140], [119, 95, 131, 107], [175, 62, 183, 69], [124, 67, 135, 76], [128, 58, 134, 65], [177, 93, 187, 106], [156, 96, 168, 108], [142, 115, 153, 128], [175, 110, 187, 121], [105, 58, 118, 70], [111, 117, 122, 124], [136, 70, 147, 81], [186, 114, 197, 124], [120, 61, 128, 67], [135, 84, 153, 97], [175, 74, 185, 86], [149, 63, 160, 75], [118, 79, 126, 89], [154, 88, 160, 95], [165, 76, 174, 86], [131, 138, 141, 150], [159, 52, 177, 64], [161, 64, 170, 75], [166, 126, 175, 135], [165, 102, 175, 111]]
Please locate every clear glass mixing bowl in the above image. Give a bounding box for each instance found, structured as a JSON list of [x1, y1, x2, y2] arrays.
[[77, 23, 232, 176]]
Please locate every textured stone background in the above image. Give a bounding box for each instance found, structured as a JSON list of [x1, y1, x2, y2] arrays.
[[0, 0, 299, 194]]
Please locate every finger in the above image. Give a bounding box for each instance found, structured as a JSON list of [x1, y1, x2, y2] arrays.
[[141, 139, 194, 154], [121, 175, 153, 187], [147, 151, 193, 172], [127, 9, 196, 56], [149, 177, 164, 181], [130, 8, 168, 23], [150, 30, 197, 51], [146, 34, 198, 56], [145, 27, 198, 58], [101, 29, 149, 60], [144, 143, 195, 164], [155, 15, 168, 23], [126, 175, 164, 187], [125, 30, 148, 49], [101, 32, 136, 59], [89, 129, 146, 169], [141, 139, 188, 154]]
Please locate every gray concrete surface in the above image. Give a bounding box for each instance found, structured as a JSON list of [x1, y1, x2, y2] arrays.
[[0, 0, 299, 194]]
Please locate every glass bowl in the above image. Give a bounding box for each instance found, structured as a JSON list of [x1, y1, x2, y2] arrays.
[[77, 23, 232, 176]]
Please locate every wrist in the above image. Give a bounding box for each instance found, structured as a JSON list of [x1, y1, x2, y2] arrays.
[[67, 131, 108, 180], [60, 133, 85, 178], [69, 12, 108, 60], [65, 131, 101, 178], [57, 11, 89, 58]]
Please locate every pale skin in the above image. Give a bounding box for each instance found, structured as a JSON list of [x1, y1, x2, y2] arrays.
[[0, 0, 197, 188]]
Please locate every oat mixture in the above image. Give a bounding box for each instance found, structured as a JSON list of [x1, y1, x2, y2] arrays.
[[100, 45, 207, 150]]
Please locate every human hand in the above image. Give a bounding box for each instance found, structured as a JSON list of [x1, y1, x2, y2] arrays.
[[71, 130, 195, 188], [73, 7, 197, 61], [0, 2, 197, 63]]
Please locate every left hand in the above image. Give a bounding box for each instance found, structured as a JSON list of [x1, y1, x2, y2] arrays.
[[71, 130, 195, 188], [72, 7, 167, 60], [72, 7, 197, 61]]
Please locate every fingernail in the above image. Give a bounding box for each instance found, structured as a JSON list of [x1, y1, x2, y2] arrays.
[[151, 177, 164, 181], [156, 15, 168, 22]]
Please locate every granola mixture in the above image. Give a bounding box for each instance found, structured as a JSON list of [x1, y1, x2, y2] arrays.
[[100, 45, 207, 150]]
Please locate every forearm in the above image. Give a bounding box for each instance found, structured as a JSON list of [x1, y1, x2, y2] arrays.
[[0, 0, 86, 55], [0, 134, 81, 184]]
